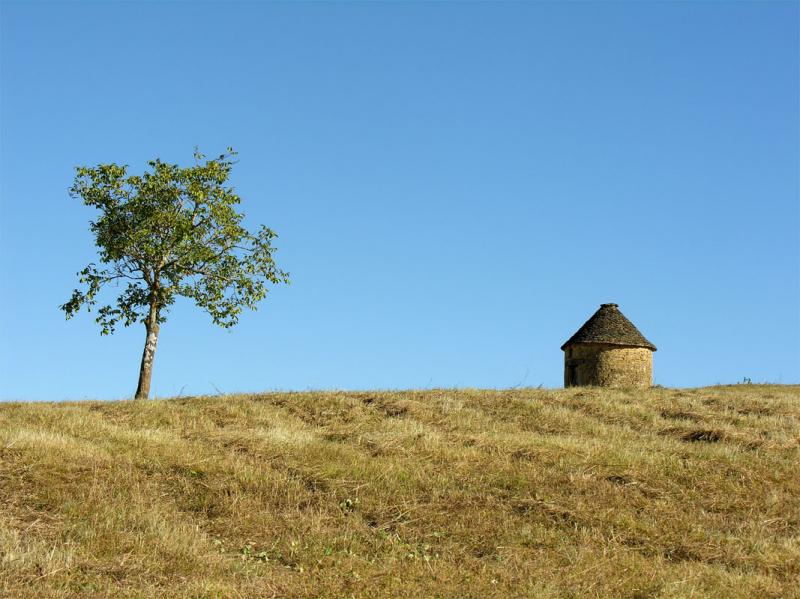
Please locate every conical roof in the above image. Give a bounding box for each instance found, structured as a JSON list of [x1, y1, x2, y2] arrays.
[[561, 303, 656, 351]]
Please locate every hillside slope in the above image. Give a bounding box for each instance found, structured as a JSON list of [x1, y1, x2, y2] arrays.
[[1, 386, 798, 598]]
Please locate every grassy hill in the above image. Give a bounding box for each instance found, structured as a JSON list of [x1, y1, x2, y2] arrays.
[[0, 385, 798, 598]]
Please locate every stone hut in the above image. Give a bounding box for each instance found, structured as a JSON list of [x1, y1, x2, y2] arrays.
[[562, 303, 656, 388]]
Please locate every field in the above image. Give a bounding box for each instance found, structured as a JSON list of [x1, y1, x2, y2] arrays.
[[0, 385, 798, 598]]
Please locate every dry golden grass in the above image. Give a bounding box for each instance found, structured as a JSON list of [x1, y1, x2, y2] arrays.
[[0, 385, 798, 598]]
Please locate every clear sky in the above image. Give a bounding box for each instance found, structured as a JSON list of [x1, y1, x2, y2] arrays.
[[1, 1, 798, 400]]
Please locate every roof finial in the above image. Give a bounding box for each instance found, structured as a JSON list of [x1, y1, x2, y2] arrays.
[[601, 303, 618, 308]]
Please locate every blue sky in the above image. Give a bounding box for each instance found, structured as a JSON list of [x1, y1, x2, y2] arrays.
[[1, 1, 797, 400]]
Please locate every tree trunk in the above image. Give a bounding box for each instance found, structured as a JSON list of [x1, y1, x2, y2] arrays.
[[134, 303, 160, 400]]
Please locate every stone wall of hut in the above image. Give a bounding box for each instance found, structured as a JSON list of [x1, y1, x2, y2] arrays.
[[564, 344, 652, 388]]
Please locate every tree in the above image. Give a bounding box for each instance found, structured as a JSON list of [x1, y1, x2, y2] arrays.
[[61, 148, 289, 399]]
